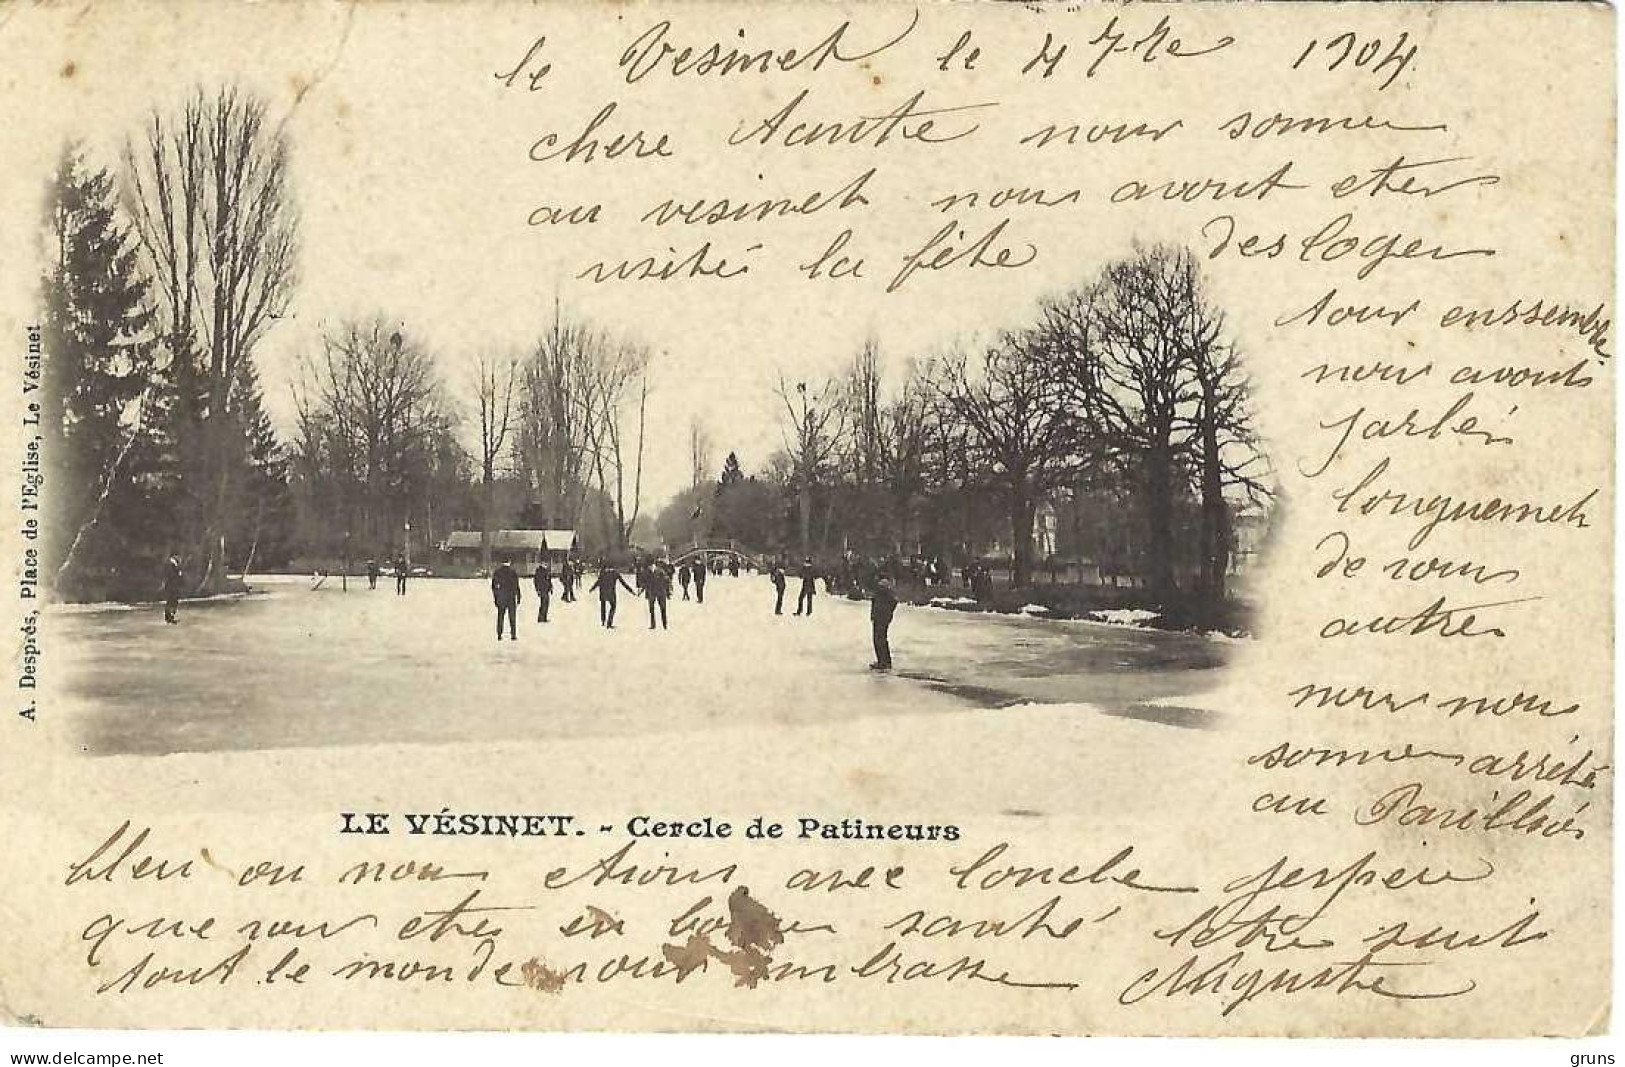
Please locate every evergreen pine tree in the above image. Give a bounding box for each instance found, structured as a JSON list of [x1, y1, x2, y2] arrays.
[[711, 452, 748, 541], [227, 358, 294, 571], [41, 144, 172, 600], [718, 451, 745, 489]]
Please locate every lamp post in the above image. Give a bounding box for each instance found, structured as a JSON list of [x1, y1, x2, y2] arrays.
[[404, 520, 412, 573], [796, 380, 812, 560]]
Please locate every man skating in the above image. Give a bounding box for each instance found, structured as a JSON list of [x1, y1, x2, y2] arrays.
[[533, 560, 554, 622], [869, 576, 899, 671], [678, 562, 692, 601], [394, 557, 408, 595], [366, 558, 379, 590], [691, 558, 707, 604], [590, 563, 638, 628], [794, 558, 817, 616], [770, 562, 786, 615], [161, 553, 184, 625], [972, 561, 994, 602], [560, 560, 577, 602], [642, 561, 672, 630], [491, 558, 522, 641]]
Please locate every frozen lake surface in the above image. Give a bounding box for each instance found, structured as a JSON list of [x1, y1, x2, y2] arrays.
[[53, 574, 1232, 758]]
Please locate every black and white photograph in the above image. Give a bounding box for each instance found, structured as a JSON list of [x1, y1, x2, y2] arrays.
[[42, 84, 1274, 757], [0, 0, 1612, 1050]]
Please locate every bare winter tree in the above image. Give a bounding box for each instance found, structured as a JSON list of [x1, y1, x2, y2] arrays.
[[515, 304, 602, 531], [1042, 244, 1273, 601], [124, 84, 298, 592], [292, 318, 446, 551], [878, 360, 936, 553], [583, 341, 653, 550], [931, 331, 1088, 588], [775, 373, 846, 558], [832, 342, 936, 554], [1167, 255, 1273, 600], [688, 419, 714, 491], [1041, 248, 1198, 599], [472, 353, 518, 569], [839, 339, 886, 546]]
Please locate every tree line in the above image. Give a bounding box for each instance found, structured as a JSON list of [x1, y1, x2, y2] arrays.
[[290, 300, 654, 569], [658, 244, 1271, 603]]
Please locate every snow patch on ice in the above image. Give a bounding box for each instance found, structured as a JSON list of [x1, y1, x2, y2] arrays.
[[1088, 608, 1160, 626], [928, 596, 979, 608], [48, 601, 147, 615], [1018, 603, 1051, 616], [999, 700, 1171, 733], [49, 591, 260, 615], [1137, 690, 1236, 715], [1204, 630, 1248, 643]]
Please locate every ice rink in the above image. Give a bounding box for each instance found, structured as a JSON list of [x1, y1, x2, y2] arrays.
[[56, 574, 1229, 759], [42, 574, 1247, 823]]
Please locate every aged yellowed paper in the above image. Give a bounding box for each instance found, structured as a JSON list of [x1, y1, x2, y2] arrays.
[[0, 0, 1612, 1037]]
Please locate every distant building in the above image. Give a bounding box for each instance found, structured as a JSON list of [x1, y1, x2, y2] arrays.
[[1034, 500, 1059, 559], [441, 529, 578, 570], [981, 499, 1061, 563], [1230, 505, 1272, 573]]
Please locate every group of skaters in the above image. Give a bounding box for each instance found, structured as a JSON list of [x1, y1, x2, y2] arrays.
[[827, 552, 988, 597], [155, 542, 908, 671], [485, 555, 697, 639], [483, 552, 901, 671], [362, 558, 412, 595], [154, 537, 953, 673]]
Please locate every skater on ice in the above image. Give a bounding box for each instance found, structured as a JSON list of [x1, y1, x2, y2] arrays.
[[161, 553, 184, 625], [590, 561, 637, 629], [491, 557, 522, 641], [532, 558, 554, 622], [794, 557, 817, 616], [641, 559, 672, 630], [770, 561, 787, 615], [869, 575, 898, 671]]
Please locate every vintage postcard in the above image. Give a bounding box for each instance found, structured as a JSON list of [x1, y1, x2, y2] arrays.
[[0, 0, 1612, 1039]]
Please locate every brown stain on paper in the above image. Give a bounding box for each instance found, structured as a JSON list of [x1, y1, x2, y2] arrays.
[[660, 934, 713, 980], [520, 957, 567, 995], [724, 885, 785, 953], [656, 886, 788, 989]]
